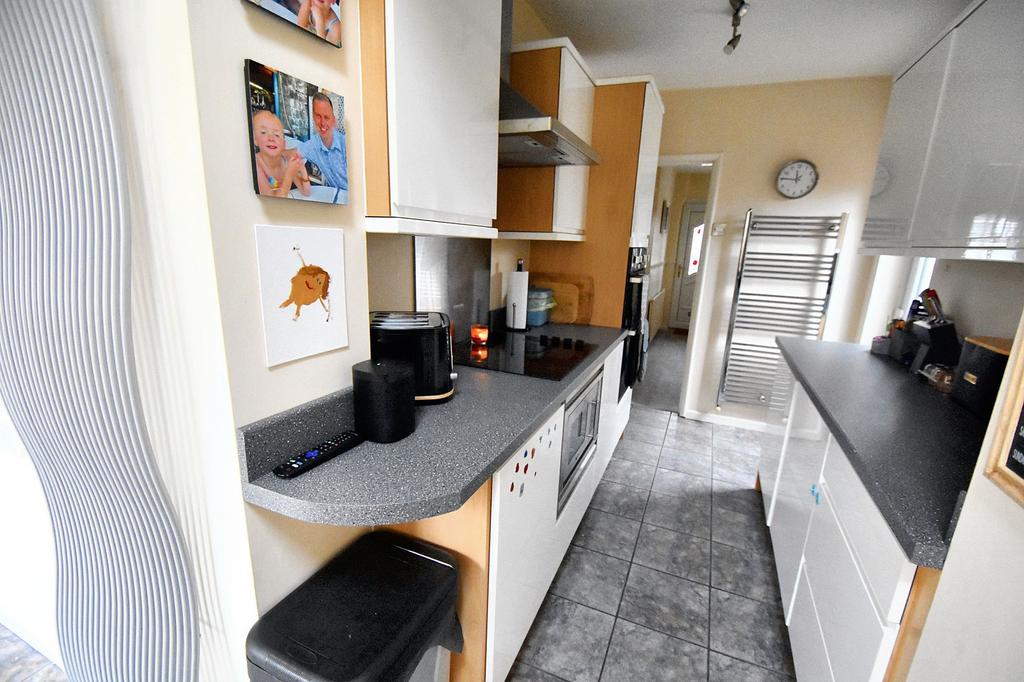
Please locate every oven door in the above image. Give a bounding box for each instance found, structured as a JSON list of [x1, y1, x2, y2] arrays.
[[558, 372, 603, 514]]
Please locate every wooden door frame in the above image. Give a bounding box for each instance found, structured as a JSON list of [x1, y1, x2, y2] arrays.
[[657, 153, 723, 417], [669, 201, 706, 328]]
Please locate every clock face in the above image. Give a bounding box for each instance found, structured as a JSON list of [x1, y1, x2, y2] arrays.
[[776, 160, 818, 199]]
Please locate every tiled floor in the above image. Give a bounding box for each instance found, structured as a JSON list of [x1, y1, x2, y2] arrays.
[[510, 406, 794, 682], [0, 623, 65, 682], [631, 331, 688, 413]]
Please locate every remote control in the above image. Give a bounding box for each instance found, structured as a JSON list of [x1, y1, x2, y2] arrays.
[[272, 431, 364, 479]]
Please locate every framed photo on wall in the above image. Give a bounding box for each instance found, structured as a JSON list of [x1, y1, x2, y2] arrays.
[[255, 224, 349, 367], [245, 0, 342, 48], [244, 59, 349, 205]]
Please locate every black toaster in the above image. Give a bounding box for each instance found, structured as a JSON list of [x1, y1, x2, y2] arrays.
[[369, 312, 456, 403]]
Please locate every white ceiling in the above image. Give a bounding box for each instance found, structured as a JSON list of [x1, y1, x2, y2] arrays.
[[528, 0, 974, 89]]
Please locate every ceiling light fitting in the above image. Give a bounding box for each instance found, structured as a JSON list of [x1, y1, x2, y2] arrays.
[[724, 1, 749, 55]]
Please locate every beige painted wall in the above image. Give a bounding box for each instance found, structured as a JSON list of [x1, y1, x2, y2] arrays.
[[662, 76, 891, 421], [646, 168, 676, 331], [366, 234, 415, 311], [185, 0, 371, 612]]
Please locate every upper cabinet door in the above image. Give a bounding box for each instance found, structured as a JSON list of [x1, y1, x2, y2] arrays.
[[552, 49, 595, 234], [629, 83, 663, 246], [912, 0, 1024, 248], [861, 33, 953, 249], [385, 0, 500, 227]]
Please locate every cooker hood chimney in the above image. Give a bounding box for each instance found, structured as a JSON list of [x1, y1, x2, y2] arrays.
[[498, 0, 600, 167]]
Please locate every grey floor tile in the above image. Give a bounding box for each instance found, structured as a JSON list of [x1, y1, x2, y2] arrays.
[[713, 478, 765, 517], [708, 652, 793, 681], [642, 491, 711, 539], [600, 619, 708, 682], [573, 509, 642, 561], [613, 439, 661, 466], [603, 459, 657, 490], [628, 407, 672, 430], [520, 595, 616, 682], [507, 660, 569, 681], [713, 425, 764, 457], [713, 448, 761, 487], [622, 422, 665, 447], [633, 524, 710, 585], [665, 418, 713, 450], [658, 445, 713, 478], [651, 468, 712, 500], [618, 565, 709, 647], [712, 506, 772, 556], [23, 664, 68, 682], [590, 481, 648, 521], [551, 546, 631, 615], [710, 542, 782, 604], [710, 589, 794, 676]]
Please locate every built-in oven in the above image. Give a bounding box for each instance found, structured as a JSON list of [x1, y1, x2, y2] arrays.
[[558, 370, 603, 514]]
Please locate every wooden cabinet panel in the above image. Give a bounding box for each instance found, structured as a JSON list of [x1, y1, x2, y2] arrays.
[[912, 0, 1024, 248]]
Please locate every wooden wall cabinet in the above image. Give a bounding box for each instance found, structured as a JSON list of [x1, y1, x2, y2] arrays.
[[496, 40, 595, 241], [860, 0, 1024, 258], [530, 79, 664, 327], [360, 0, 501, 238]]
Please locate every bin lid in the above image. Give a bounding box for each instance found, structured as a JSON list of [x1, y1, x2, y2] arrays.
[[246, 531, 460, 682], [527, 287, 553, 298]]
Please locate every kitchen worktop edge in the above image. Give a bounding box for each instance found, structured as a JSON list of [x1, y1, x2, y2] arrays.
[[240, 325, 628, 526]]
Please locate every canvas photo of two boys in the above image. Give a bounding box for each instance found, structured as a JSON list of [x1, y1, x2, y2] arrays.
[[244, 59, 349, 205]]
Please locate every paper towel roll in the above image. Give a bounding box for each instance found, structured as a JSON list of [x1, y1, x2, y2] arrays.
[[506, 270, 529, 330]]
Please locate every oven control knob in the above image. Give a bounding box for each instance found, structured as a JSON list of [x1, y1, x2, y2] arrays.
[[574, 339, 585, 351]]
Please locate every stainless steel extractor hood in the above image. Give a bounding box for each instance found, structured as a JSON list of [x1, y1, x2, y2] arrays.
[[498, 1, 600, 168]]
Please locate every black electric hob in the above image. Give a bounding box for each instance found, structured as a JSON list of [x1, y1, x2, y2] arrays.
[[453, 332, 596, 381]]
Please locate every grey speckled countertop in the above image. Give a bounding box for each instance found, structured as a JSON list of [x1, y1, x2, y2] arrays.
[[239, 324, 627, 526], [777, 337, 986, 568]]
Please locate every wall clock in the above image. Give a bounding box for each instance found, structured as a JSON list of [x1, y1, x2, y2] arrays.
[[776, 159, 819, 199]]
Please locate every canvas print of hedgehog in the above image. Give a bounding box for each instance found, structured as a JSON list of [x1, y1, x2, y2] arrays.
[[280, 247, 332, 321]]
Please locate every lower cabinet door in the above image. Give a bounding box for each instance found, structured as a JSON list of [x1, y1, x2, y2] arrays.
[[486, 408, 564, 682], [804, 484, 899, 682], [769, 384, 831, 619], [789, 564, 835, 682]]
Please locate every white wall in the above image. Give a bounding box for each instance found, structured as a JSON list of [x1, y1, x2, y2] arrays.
[[909, 308, 1024, 680], [928, 259, 1024, 339], [0, 403, 61, 667]]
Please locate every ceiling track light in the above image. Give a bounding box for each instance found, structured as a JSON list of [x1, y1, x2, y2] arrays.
[[724, 0, 749, 55]]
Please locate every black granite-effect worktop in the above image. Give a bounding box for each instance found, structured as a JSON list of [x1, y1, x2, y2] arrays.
[[238, 324, 627, 526], [777, 337, 987, 568]]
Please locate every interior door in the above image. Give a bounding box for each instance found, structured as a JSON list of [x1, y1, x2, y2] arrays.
[[669, 203, 705, 328]]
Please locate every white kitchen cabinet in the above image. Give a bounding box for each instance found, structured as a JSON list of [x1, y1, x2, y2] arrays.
[[486, 407, 564, 682], [629, 82, 664, 248], [788, 565, 835, 682], [766, 384, 831, 618], [552, 47, 595, 235], [362, 0, 500, 236], [496, 41, 595, 238], [860, 32, 953, 249], [912, 0, 1024, 249], [802, 484, 900, 682]]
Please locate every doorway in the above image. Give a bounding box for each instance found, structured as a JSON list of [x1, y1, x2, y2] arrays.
[[633, 156, 719, 414]]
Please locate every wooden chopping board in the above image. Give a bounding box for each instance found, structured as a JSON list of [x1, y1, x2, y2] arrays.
[[530, 272, 595, 325]]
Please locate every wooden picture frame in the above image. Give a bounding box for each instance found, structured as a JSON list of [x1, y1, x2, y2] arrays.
[[984, 332, 1024, 508]]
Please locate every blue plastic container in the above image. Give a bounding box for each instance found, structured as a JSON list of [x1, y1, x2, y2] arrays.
[[526, 288, 556, 327]]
